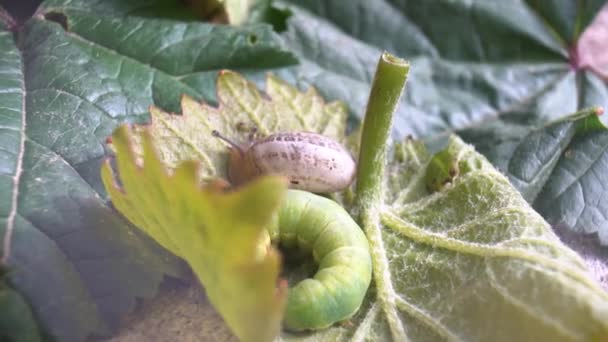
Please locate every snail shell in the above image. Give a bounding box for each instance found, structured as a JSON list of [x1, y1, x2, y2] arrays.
[[215, 131, 356, 193]]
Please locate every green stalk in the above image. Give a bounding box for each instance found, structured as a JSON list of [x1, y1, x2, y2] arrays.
[[354, 52, 410, 341], [355, 52, 410, 208]]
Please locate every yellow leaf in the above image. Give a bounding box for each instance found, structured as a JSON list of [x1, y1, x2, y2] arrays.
[[101, 126, 287, 342]]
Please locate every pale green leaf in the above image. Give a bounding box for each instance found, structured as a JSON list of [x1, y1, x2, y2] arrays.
[[277, 136, 608, 341], [377, 136, 608, 341], [221, 0, 257, 25], [129, 71, 347, 180]]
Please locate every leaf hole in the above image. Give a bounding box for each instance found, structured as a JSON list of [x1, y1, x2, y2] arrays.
[[247, 34, 258, 45], [44, 12, 68, 31]]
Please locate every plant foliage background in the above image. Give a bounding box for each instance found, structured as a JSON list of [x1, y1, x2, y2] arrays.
[[0, 0, 607, 341]]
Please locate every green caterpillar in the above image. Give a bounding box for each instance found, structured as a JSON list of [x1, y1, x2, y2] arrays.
[[267, 190, 372, 331]]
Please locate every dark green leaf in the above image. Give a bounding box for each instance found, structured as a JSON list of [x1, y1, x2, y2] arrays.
[[524, 0, 606, 42], [1, 18, 186, 341], [0, 276, 42, 342], [534, 128, 608, 244], [41, 0, 198, 20], [0, 1, 297, 340]]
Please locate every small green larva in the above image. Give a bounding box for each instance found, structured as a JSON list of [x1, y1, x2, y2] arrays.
[[268, 190, 372, 331], [212, 130, 356, 193]]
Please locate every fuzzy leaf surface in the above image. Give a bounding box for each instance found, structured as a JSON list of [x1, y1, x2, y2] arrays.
[[271, 136, 608, 341]]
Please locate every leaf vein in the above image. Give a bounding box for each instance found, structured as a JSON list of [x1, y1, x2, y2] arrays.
[[222, 78, 266, 134], [351, 302, 379, 342], [365, 214, 409, 341], [154, 114, 216, 173], [380, 210, 608, 300], [549, 138, 608, 209], [29, 87, 119, 121], [63, 29, 203, 99], [1, 52, 26, 265], [394, 295, 463, 342], [485, 265, 580, 340]]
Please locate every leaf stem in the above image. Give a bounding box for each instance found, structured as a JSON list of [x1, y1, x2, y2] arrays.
[[355, 52, 410, 341], [355, 52, 410, 207]]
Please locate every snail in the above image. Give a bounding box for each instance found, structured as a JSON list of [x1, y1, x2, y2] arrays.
[[268, 189, 372, 331], [212, 130, 356, 193]]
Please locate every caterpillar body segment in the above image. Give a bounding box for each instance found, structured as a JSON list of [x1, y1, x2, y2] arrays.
[[269, 190, 372, 331]]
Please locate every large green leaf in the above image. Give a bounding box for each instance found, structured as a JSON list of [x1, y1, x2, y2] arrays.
[[350, 136, 607, 341], [0, 1, 296, 340], [106, 68, 608, 340], [271, 0, 608, 245]]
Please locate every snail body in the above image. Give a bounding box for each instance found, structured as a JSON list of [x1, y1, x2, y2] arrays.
[[214, 131, 356, 193], [268, 190, 372, 331]]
